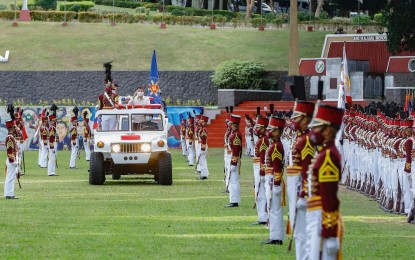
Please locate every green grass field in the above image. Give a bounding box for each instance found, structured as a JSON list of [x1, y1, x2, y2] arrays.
[[0, 148, 414, 259], [0, 21, 327, 71]]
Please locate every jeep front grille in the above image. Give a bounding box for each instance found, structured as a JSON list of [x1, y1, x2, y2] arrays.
[[116, 143, 140, 153], [124, 143, 141, 153]]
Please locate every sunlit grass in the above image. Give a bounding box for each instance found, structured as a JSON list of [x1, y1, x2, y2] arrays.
[[0, 148, 414, 259], [0, 22, 327, 71]]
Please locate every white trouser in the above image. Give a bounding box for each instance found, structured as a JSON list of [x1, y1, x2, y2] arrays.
[[199, 149, 209, 178], [225, 152, 231, 188], [229, 161, 240, 204], [256, 175, 267, 222], [40, 141, 49, 168], [321, 237, 340, 260], [4, 160, 17, 197], [253, 163, 267, 222], [48, 148, 57, 176], [265, 174, 273, 219], [70, 140, 78, 168], [287, 174, 299, 229], [294, 206, 307, 260], [306, 208, 322, 260], [84, 140, 91, 161], [400, 167, 411, 213], [186, 140, 195, 166], [101, 115, 117, 131], [246, 138, 254, 157], [195, 140, 201, 171], [37, 135, 42, 166], [18, 142, 24, 173], [181, 138, 187, 156], [269, 186, 284, 241]]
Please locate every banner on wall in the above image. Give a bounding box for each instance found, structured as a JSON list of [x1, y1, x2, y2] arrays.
[[0, 106, 203, 150]]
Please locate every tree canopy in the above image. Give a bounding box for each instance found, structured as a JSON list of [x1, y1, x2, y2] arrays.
[[382, 0, 415, 53]]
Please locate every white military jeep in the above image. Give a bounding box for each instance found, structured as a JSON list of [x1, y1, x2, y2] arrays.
[[89, 105, 172, 185]]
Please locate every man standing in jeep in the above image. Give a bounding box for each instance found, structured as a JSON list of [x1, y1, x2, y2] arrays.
[[128, 86, 150, 106]]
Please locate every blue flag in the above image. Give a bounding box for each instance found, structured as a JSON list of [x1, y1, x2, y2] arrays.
[[148, 50, 162, 104]]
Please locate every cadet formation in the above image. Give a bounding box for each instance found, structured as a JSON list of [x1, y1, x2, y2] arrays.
[[179, 99, 347, 258], [4, 62, 415, 259]]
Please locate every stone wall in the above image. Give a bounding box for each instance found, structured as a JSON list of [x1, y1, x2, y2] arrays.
[[0, 71, 218, 105], [0, 70, 288, 105]]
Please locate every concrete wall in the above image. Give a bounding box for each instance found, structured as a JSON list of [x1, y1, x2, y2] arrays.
[[0, 70, 287, 105], [0, 71, 218, 105]]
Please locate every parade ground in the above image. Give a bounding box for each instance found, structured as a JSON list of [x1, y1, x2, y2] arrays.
[[0, 148, 413, 259]]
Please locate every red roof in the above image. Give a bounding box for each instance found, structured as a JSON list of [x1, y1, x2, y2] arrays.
[[327, 41, 414, 73]]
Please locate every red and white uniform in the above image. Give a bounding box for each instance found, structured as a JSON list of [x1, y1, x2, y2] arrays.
[[4, 124, 18, 198]]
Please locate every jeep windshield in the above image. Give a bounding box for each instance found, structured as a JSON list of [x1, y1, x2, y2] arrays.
[[96, 113, 164, 132]]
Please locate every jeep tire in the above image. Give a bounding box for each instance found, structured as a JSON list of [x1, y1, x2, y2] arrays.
[[158, 152, 172, 185], [89, 152, 106, 185]]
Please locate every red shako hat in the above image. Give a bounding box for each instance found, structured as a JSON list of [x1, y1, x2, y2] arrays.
[[291, 101, 315, 119], [267, 117, 285, 130], [229, 114, 241, 124], [200, 115, 209, 122], [255, 117, 269, 127], [5, 119, 15, 128], [308, 104, 345, 129]]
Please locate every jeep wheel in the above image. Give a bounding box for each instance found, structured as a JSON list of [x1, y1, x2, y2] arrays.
[[89, 152, 106, 185], [112, 173, 121, 180], [158, 152, 172, 185]]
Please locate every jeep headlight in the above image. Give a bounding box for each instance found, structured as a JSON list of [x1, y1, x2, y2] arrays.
[[112, 144, 121, 153], [141, 143, 151, 152]]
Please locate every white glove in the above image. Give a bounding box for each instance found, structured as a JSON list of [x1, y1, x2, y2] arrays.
[[325, 237, 339, 255], [296, 198, 307, 209], [230, 165, 236, 172], [274, 185, 282, 195]]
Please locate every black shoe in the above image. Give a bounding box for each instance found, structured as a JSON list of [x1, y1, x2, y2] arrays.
[[407, 208, 415, 223], [48, 174, 59, 176], [263, 239, 278, 244], [199, 176, 208, 180], [5, 196, 18, 199], [225, 203, 239, 208], [252, 221, 267, 225], [189, 165, 194, 167], [69, 167, 76, 169]]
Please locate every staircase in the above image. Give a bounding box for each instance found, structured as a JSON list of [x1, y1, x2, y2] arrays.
[[207, 100, 368, 148]]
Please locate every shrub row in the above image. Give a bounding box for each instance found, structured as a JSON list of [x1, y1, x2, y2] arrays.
[[94, 0, 159, 10], [0, 10, 76, 21], [58, 2, 95, 12]]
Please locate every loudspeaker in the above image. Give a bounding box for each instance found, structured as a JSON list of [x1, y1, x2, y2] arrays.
[[317, 80, 324, 100], [283, 76, 306, 101]]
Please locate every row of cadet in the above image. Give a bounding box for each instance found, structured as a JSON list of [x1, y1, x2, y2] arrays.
[[340, 101, 415, 224], [3, 103, 92, 200], [217, 101, 346, 260], [179, 114, 210, 180]]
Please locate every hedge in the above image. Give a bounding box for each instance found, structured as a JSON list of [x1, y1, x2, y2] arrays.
[[78, 11, 102, 22], [59, 1, 95, 12], [93, 0, 158, 10], [0, 10, 76, 21]]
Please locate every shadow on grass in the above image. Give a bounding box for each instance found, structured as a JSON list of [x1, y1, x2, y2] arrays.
[[104, 175, 158, 186]]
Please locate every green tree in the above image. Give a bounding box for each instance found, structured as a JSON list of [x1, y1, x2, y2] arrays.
[[382, 0, 415, 53], [35, 0, 57, 10]]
